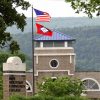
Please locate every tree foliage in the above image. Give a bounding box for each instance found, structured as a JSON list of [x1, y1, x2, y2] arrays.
[[0, 17, 12, 48], [9, 40, 20, 54], [10, 95, 89, 100], [65, 0, 100, 18], [38, 77, 84, 97], [0, 52, 26, 73], [0, 0, 30, 48], [0, 73, 3, 100], [9, 77, 88, 100]]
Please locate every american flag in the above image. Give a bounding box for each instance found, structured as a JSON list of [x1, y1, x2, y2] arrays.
[[34, 8, 51, 22]]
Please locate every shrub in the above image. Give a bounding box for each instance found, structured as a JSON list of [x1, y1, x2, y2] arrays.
[[38, 77, 84, 97], [10, 95, 26, 100], [0, 74, 3, 100]]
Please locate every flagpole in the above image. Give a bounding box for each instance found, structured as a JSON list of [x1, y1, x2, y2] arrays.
[[32, 5, 35, 94]]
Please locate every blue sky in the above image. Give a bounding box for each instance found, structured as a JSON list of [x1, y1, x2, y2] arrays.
[[17, 0, 87, 17]]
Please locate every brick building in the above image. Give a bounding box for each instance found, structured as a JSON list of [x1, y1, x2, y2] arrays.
[[26, 31, 100, 99]]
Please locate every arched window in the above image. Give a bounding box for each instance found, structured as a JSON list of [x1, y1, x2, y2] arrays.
[[82, 78, 100, 91], [26, 80, 33, 92]]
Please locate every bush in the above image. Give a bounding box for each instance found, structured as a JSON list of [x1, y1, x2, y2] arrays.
[[0, 74, 3, 100], [0, 53, 9, 64], [10, 95, 89, 100], [38, 77, 84, 97], [10, 95, 26, 100]]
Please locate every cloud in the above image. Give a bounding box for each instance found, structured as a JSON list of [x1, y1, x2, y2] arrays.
[[18, 0, 86, 17]]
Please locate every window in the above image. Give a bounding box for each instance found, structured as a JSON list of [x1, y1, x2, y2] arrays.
[[35, 42, 40, 47], [68, 41, 73, 47], [50, 59, 59, 68], [54, 42, 64, 47], [43, 42, 64, 47], [82, 78, 100, 90], [44, 42, 53, 47], [26, 81, 32, 92]]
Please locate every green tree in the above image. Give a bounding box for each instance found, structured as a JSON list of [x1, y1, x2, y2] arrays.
[[38, 77, 84, 97], [65, 0, 100, 18], [9, 40, 20, 54], [0, 0, 30, 48], [0, 73, 3, 100]]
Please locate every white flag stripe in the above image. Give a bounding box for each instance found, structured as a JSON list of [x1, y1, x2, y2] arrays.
[[36, 20, 50, 22], [37, 14, 49, 16], [36, 17, 51, 20], [35, 11, 51, 22], [36, 16, 51, 22], [36, 17, 50, 19], [37, 16, 51, 18]]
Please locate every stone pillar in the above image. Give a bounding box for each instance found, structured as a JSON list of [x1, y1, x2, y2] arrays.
[[3, 56, 26, 100]]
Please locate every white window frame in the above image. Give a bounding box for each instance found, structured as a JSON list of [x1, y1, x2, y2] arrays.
[[82, 78, 100, 91], [49, 59, 59, 68], [26, 80, 33, 92]]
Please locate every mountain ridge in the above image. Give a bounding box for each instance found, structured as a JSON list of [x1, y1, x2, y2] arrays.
[[5, 17, 100, 71]]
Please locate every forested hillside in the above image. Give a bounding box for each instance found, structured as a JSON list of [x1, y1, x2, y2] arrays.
[[58, 26, 100, 71], [4, 17, 100, 71], [7, 17, 100, 34]]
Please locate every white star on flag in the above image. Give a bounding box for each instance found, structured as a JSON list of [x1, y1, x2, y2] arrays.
[[40, 27, 49, 33]]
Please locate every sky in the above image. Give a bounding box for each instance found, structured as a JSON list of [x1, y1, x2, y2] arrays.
[[17, 0, 87, 17]]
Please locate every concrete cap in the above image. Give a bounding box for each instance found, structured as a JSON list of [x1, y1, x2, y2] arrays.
[[3, 56, 26, 72], [7, 56, 22, 64]]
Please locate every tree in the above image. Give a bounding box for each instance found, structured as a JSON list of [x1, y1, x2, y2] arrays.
[[65, 0, 100, 18], [9, 40, 20, 54], [0, 73, 3, 100], [38, 77, 84, 97], [0, 0, 30, 48]]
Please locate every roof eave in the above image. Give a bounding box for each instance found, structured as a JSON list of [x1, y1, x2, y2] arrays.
[[34, 39, 76, 42]]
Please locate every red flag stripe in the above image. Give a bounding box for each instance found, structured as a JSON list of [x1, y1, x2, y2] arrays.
[[36, 18, 51, 22], [36, 14, 51, 22]]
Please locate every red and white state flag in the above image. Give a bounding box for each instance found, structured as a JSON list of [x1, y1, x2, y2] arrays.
[[36, 23, 53, 36]]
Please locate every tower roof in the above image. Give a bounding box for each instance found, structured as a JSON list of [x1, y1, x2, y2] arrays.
[[34, 30, 75, 41]]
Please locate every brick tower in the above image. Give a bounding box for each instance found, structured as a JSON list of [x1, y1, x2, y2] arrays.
[[34, 31, 76, 92]]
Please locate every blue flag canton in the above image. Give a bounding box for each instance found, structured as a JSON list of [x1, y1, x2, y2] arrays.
[[34, 9, 44, 15]]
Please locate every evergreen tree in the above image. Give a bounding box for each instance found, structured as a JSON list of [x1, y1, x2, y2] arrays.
[[9, 40, 20, 54]]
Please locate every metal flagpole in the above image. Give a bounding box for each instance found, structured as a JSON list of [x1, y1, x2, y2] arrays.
[[32, 5, 35, 94]]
